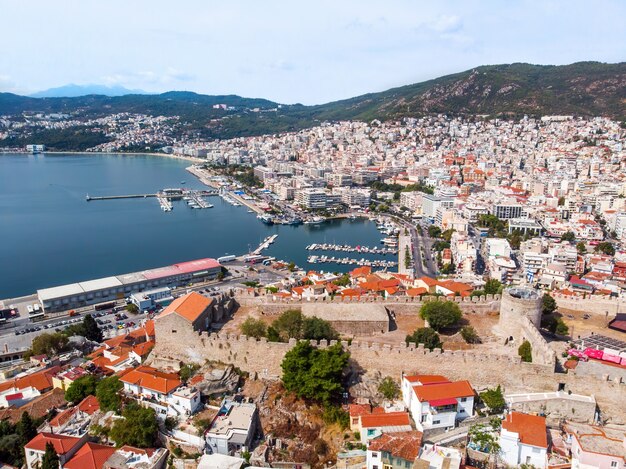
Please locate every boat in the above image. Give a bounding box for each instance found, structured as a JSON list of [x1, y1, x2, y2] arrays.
[[257, 214, 274, 225], [247, 209, 254, 213], [181, 181, 186, 184]]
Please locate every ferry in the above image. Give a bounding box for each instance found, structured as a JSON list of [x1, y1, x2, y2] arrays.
[[257, 214, 274, 225]]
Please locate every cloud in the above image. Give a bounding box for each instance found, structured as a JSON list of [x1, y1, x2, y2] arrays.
[[429, 14, 463, 34], [267, 60, 296, 72], [100, 68, 195, 89], [0, 75, 26, 94]]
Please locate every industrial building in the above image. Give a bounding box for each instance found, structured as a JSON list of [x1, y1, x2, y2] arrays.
[[37, 258, 222, 313]]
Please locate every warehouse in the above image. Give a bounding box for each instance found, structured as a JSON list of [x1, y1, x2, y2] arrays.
[[37, 258, 222, 313]]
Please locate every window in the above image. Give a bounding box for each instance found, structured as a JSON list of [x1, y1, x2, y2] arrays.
[[372, 466, 378, 469], [172, 330, 177, 333], [371, 453, 378, 458], [461, 397, 467, 402], [610, 462, 617, 468], [433, 419, 440, 424]]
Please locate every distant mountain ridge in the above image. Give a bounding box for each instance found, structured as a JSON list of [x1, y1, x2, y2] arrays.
[[1, 62, 624, 143], [30, 83, 148, 98]]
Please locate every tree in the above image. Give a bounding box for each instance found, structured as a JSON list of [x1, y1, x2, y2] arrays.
[[272, 309, 303, 340], [461, 326, 480, 344], [28, 332, 69, 357], [83, 314, 103, 342], [96, 376, 123, 413], [558, 196, 565, 206], [555, 318, 569, 336], [378, 377, 399, 400], [441, 229, 455, 242], [405, 327, 443, 351], [479, 385, 505, 414], [333, 274, 351, 287], [518, 340, 532, 362], [41, 442, 60, 469], [125, 303, 139, 314], [594, 242, 615, 256], [302, 317, 339, 341], [287, 262, 296, 272], [240, 317, 267, 339], [281, 342, 349, 405], [16, 411, 37, 444], [428, 225, 442, 238], [483, 279, 503, 295], [561, 231, 576, 242], [542, 293, 557, 316], [65, 375, 98, 403], [419, 301, 462, 331], [110, 404, 159, 448], [576, 242, 587, 254]]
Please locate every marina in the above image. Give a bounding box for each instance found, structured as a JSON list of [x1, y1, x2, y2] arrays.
[[87, 188, 217, 212], [307, 255, 397, 268], [305, 243, 397, 255], [252, 234, 278, 255]]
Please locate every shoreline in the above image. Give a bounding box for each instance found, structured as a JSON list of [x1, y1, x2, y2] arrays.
[[0, 150, 205, 164]]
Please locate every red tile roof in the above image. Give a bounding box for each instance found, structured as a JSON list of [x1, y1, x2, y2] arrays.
[[404, 375, 450, 385], [502, 412, 548, 448], [77, 395, 100, 414], [360, 411, 410, 428], [368, 431, 423, 461], [119, 365, 181, 394], [0, 366, 61, 393], [413, 380, 474, 402], [64, 442, 116, 469], [158, 292, 212, 323], [25, 432, 83, 454]]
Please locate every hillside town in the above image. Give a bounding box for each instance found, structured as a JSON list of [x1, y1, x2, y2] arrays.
[[2, 111, 626, 469]]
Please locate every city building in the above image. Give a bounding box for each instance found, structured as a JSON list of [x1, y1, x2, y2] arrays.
[[366, 431, 423, 469], [499, 412, 548, 468], [296, 187, 327, 209], [205, 399, 258, 455]]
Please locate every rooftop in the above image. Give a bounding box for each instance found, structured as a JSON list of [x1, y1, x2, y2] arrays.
[[502, 412, 548, 448], [208, 402, 256, 436], [368, 430, 423, 461], [157, 292, 212, 323], [564, 422, 626, 458]]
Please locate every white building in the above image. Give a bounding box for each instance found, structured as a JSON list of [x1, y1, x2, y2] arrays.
[[129, 287, 173, 311], [499, 412, 548, 468], [296, 187, 327, 209], [205, 400, 258, 456], [417, 443, 462, 469], [401, 374, 474, 431]]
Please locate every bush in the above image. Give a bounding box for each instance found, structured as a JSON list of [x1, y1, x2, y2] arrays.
[[378, 377, 400, 400], [405, 327, 442, 351], [483, 279, 503, 295], [542, 293, 557, 316], [240, 317, 267, 339], [518, 340, 532, 362], [479, 385, 505, 414], [179, 363, 200, 383], [460, 326, 480, 344], [322, 405, 350, 429], [419, 301, 462, 331]]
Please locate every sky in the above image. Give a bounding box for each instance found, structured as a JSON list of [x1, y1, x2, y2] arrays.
[[0, 0, 624, 104]]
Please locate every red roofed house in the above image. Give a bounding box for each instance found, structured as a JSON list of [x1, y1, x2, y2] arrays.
[[401, 373, 475, 431], [25, 432, 88, 469], [63, 442, 116, 469], [499, 412, 548, 468], [355, 411, 412, 445], [119, 365, 201, 417], [367, 431, 423, 469]]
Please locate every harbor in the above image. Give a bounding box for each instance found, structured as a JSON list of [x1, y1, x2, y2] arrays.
[[307, 255, 397, 268], [86, 188, 218, 212], [305, 243, 397, 255]]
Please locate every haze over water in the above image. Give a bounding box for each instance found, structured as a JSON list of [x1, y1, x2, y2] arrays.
[[0, 153, 387, 298]]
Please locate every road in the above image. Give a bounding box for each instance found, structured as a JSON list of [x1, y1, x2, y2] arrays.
[[389, 215, 437, 278]]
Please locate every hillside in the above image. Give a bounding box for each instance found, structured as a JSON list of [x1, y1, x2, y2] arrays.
[[1, 62, 624, 146]]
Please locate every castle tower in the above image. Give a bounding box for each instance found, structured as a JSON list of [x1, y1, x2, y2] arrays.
[[498, 287, 542, 342]]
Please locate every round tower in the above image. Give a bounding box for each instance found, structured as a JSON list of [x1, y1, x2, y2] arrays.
[[498, 287, 542, 342]]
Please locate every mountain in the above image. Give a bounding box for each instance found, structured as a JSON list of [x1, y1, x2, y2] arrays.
[[310, 62, 626, 122], [1, 62, 624, 143], [30, 84, 147, 98]]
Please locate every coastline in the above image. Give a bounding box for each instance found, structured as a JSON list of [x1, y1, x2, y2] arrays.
[[0, 150, 205, 164]]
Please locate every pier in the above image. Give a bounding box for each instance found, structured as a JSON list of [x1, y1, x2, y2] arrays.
[[307, 255, 397, 268], [86, 189, 217, 201], [253, 234, 278, 255]]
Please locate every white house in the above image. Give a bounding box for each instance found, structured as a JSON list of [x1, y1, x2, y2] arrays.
[[24, 432, 88, 469], [401, 374, 474, 431], [120, 365, 202, 417], [499, 412, 548, 468], [205, 400, 258, 456]]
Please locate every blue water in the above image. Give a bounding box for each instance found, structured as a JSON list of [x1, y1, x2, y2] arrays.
[[0, 153, 389, 298]]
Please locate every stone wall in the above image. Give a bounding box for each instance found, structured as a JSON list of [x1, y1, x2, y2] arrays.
[[520, 316, 557, 368], [151, 332, 625, 423], [570, 359, 626, 382], [505, 392, 597, 424], [236, 291, 500, 316], [553, 293, 624, 316]]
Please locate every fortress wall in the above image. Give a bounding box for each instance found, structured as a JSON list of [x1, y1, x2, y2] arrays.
[[552, 293, 624, 316], [151, 332, 625, 423], [520, 315, 557, 368]]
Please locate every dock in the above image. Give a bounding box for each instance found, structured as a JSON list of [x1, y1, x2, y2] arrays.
[[252, 234, 278, 255], [305, 243, 397, 255]]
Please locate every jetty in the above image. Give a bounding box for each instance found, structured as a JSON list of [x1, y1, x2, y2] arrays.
[[305, 243, 397, 255], [252, 234, 278, 255]]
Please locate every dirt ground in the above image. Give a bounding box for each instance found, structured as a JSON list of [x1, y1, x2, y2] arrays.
[[559, 307, 624, 341]]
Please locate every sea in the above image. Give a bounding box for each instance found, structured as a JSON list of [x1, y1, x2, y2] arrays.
[[0, 153, 391, 298]]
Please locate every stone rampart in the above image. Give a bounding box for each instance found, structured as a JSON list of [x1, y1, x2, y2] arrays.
[[235, 292, 500, 316], [520, 315, 556, 368], [151, 331, 625, 423], [552, 293, 624, 316]]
